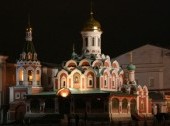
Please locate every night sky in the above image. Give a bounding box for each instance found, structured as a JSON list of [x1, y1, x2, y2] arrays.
[[0, 0, 170, 64]]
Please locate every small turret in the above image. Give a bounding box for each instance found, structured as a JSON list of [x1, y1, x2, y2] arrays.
[[127, 52, 136, 84]]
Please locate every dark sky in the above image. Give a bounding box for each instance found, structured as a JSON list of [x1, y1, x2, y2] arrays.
[[0, 0, 170, 64]]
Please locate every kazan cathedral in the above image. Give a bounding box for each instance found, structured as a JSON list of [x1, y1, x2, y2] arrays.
[[8, 10, 152, 122]]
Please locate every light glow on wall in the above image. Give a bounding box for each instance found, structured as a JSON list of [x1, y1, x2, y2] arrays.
[[57, 88, 71, 98]]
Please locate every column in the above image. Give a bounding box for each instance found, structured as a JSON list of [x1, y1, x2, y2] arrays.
[[119, 101, 122, 113], [40, 100, 45, 113], [127, 101, 130, 114]]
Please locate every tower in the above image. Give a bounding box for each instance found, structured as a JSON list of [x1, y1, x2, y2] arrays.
[[126, 52, 136, 84], [81, 6, 102, 55], [16, 19, 41, 87]]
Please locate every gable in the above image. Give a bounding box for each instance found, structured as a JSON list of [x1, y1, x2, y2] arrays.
[[116, 44, 169, 65]]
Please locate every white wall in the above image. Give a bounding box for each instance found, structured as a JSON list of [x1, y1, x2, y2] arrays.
[[116, 44, 170, 90]]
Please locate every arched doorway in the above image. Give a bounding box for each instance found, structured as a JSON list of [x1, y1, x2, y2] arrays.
[[122, 98, 128, 113], [130, 99, 136, 114], [112, 98, 119, 113]]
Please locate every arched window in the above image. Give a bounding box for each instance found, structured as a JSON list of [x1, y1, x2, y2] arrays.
[[122, 99, 128, 109], [112, 98, 119, 113], [85, 38, 88, 46], [61, 76, 67, 87], [18, 69, 24, 84], [73, 73, 80, 84], [98, 38, 101, 47], [27, 52, 32, 60], [28, 70, 33, 85], [130, 99, 136, 114], [36, 70, 40, 85], [112, 74, 116, 88], [92, 37, 95, 46], [88, 74, 93, 87], [104, 73, 108, 87]]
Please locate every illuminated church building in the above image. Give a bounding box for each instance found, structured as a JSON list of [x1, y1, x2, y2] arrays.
[[8, 10, 152, 122]]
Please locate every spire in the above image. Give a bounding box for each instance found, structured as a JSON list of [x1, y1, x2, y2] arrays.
[[22, 15, 36, 55], [82, 1, 101, 32], [26, 14, 32, 42], [72, 43, 78, 59], [90, 0, 94, 17]]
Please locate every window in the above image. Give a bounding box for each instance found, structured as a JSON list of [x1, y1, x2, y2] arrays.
[[149, 78, 154, 87], [85, 38, 88, 46], [73, 73, 80, 84], [36, 70, 40, 84], [92, 38, 95, 46], [104, 74, 108, 87], [15, 92, 20, 99], [112, 81, 115, 87], [112, 98, 119, 110], [140, 100, 144, 111], [98, 38, 101, 47], [19, 69, 24, 82], [122, 99, 128, 109], [28, 70, 33, 81], [88, 74, 93, 87], [89, 80, 92, 85], [61, 76, 66, 87]]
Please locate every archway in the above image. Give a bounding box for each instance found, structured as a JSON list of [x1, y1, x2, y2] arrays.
[[130, 99, 136, 114]]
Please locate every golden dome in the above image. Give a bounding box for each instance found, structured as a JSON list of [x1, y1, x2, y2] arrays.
[[82, 12, 102, 31]]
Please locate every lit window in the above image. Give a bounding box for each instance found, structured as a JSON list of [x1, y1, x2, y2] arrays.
[[88, 74, 93, 87], [19, 69, 24, 84], [73, 73, 80, 84], [28, 70, 33, 81], [36, 70, 40, 82], [61, 76, 66, 87], [104, 74, 108, 87], [85, 38, 88, 46], [98, 38, 101, 47], [92, 38, 95, 46]]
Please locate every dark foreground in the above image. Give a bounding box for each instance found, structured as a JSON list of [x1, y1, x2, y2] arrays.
[[2, 113, 170, 126], [2, 119, 170, 126]]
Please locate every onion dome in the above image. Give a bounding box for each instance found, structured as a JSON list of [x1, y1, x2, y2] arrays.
[[82, 12, 102, 31], [127, 64, 136, 71]]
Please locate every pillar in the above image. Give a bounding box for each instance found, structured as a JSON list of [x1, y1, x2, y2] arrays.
[[119, 101, 122, 113]]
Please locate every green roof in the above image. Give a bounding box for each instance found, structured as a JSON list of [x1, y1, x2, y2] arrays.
[[127, 64, 136, 71]]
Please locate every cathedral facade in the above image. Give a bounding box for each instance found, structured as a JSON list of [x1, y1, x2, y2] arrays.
[[7, 10, 152, 122]]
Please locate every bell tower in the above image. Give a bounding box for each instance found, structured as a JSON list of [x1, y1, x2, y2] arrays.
[[81, 4, 102, 55], [16, 18, 42, 88]]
